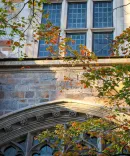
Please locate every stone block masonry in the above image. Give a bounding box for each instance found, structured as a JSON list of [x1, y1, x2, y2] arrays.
[[0, 61, 98, 116]]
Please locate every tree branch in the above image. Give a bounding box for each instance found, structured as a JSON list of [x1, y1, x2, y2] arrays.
[[7, 0, 30, 22]]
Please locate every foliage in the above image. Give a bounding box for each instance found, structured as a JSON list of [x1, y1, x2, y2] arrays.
[[37, 118, 130, 156], [0, 0, 62, 57], [1, 0, 130, 155], [0, 0, 97, 58], [81, 64, 130, 106]]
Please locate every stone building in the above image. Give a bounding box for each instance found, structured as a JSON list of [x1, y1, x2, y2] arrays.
[[0, 0, 130, 155]]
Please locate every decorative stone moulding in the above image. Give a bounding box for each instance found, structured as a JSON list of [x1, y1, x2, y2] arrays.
[[20, 118, 28, 126], [52, 111, 61, 118], [86, 114, 93, 119], [4, 125, 13, 132], [36, 115, 44, 121], [69, 111, 77, 117], [0, 99, 110, 146]]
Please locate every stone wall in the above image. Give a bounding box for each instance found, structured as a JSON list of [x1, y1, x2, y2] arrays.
[[0, 61, 98, 115], [1, 58, 130, 116]]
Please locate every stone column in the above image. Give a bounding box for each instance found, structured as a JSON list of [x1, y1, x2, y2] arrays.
[[113, 0, 124, 37], [87, 0, 93, 51], [123, 0, 130, 29]]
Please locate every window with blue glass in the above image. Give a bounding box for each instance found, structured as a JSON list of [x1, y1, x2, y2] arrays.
[[93, 32, 113, 56], [66, 33, 86, 56], [67, 2, 87, 28], [39, 3, 61, 57], [33, 145, 53, 156], [42, 3, 61, 27], [93, 1, 113, 28], [38, 40, 58, 57], [4, 146, 17, 156]]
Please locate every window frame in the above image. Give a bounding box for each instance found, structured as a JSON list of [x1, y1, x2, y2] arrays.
[[37, 0, 121, 58], [67, 2, 87, 29], [92, 31, 113, 57]]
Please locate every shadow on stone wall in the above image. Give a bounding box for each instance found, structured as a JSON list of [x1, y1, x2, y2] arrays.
[[0, 61, 98, 116]]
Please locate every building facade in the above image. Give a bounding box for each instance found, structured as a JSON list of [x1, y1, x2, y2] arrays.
[[0, 0, 130, 155]]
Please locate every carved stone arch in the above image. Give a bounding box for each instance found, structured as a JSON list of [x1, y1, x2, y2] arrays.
[[0, 99, 127, 156], [0, 99, 109, 146], [1, 144, 24, 156], [30, 141, 55, 156], [0, 141, 25, 155]]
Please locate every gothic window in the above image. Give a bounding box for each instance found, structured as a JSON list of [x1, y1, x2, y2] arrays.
[[4, 147, 17, 156], [1, 127, 129, 156], [33, 145, 53, 156]]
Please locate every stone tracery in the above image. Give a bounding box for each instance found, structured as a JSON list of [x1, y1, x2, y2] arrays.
[[0, 100, 110, 156]]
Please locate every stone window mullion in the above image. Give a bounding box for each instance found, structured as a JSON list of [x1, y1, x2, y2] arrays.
[[87, 0, 93, 51], [60, 0, 68, 57], [25, 132, 33, 156]]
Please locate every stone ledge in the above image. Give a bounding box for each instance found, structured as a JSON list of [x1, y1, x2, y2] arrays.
[[0, 58, 130, 68]]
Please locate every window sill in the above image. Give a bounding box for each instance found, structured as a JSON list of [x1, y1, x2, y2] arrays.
[[65, 28, 88, 33], [91, 27, 115, 32]]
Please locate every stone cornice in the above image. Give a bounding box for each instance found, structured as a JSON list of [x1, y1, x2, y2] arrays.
[[0, 58, 130, 69]]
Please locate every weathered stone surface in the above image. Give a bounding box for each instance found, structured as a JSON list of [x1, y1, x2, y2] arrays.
[[0, 66, 102, 115], [0, 111, 3, 116], [25, 91, 34, 98], [2, 47, 12, 51], [19, 104, 29, 109], [4, 91, 24, 99], [39, 98, 49, 103], [0, 91, 4, 99], [14, 92, 24, 98], [15, 85, 29, 91], [36, 91, 49, 98], [13, 73, 27, 78], [0, 100, 18, 110], [2, 85, 15, 91]]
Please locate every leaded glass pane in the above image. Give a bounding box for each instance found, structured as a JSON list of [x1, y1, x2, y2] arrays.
[[66, 33, 86, 56], [38, 40, 58, 57], [85, 134, 98, 147], [33, 137, 39, 146], [33, 146, 53, 156], [93, 32, 113, 56], [40, 146, 53, 155], [93, 1, 113, 28], [4, 147, 17, 156], [67, 3, 87, 28], [42, 3, 61, 27], [39, 3, 61, 57]]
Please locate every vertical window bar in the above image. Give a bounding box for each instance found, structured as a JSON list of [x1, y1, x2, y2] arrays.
[[38, 3, 61, 57]]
